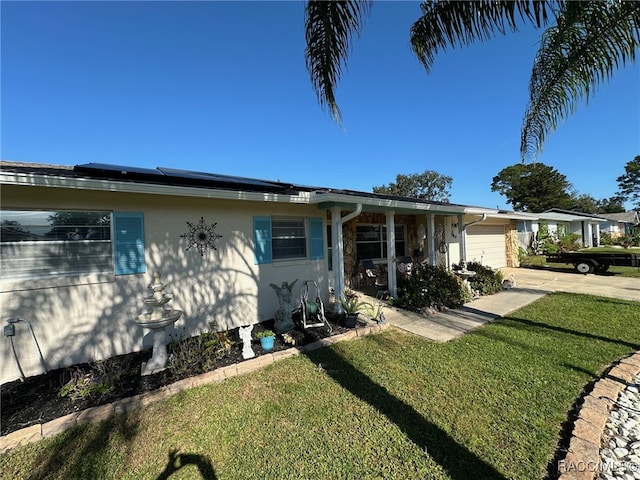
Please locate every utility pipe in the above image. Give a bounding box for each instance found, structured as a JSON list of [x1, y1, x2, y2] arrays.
[[4, 317, 48, 381], [460, 214, 488, 263], [331, 204, 363, 313]]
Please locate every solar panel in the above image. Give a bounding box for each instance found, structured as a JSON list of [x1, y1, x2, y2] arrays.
[[75, 163, 164, 176], [157, 167, 284, 189]]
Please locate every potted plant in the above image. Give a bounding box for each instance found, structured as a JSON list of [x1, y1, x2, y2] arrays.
[[256, 329, 275, 351], [337, 294, 366, 328]]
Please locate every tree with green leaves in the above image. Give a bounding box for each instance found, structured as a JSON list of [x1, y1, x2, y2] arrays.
[[617, 155, 640, 209], [372, 170, 452, 202], [305, 1, 640, 161], [491, 162, 572, 212], [596, 196, 626, 214]]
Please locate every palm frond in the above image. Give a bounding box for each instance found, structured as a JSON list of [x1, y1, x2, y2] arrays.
[[410, 0, 556, 73], [305, 0, 372, 124], [521, 1, 640, 161]]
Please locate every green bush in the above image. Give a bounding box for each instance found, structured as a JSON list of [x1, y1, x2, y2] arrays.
[[557, 233, 582, 252], [391, 264, 469, 311], [465, 262, 504, 296], [599, 232, 613, 246]]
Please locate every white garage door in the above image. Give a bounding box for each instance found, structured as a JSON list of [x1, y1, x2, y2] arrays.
[[466, 224, 507, 268]]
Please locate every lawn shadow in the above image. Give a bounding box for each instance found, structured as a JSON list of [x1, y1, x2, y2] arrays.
[[28, 412, 139, 479], [503, 316, 640, 350], [156, 449, 217, 479], [303, 346, 508, 480]]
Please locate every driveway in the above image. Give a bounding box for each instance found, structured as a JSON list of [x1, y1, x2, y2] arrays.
[[500, 267, 640, 302]]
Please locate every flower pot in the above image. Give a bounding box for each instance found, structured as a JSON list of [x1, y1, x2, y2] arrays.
[[342, 314, 358, 329], [259, 336, 275, 351]]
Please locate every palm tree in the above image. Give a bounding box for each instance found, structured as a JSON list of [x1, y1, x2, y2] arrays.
[[305, 0, 640, 161]]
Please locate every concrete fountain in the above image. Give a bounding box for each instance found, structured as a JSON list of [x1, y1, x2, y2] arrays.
[[136, 272, 182, 375]]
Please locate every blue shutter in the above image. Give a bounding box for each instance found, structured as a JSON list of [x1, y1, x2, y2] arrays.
[[253, 216, 272, 264], [309, 217, 324, 260], [114, 212, 146, 275]]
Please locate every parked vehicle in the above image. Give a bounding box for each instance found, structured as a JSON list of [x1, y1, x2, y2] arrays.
[[546, 251, 640, 274]]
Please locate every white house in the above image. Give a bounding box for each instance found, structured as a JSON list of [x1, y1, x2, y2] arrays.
[[517, 209, 606, 248], [599, 211, 640, 239], [1, 161, 523, 384]]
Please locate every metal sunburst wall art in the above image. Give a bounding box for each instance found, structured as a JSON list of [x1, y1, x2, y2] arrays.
[[180, 216, 222, 257]]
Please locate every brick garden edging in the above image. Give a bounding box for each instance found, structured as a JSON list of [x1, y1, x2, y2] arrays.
[[558, 351, 640, 480], [0, 323, 389, 454]]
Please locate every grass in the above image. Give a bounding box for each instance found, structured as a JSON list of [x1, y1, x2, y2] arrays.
[[2, 293, 640, 479]]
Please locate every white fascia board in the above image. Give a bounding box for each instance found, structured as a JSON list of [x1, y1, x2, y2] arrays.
[[487, 212, 540, 220], [311, 192, 493, 214], [0, 171, 312, 204]]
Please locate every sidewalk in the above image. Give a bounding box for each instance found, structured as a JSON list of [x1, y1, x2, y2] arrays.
[[361, 287, 548, 342], [357, 266, 639, 342]]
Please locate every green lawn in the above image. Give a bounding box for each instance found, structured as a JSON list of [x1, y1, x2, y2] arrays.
[[2, 293, 639, 480]]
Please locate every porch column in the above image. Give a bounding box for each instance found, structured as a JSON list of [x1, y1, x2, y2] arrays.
[[457, 213, 466, 262], [386, 211, 397, 298], [330, 204, 362, 312], [427, 213, 436, 266], [330, 207, 345, 303]]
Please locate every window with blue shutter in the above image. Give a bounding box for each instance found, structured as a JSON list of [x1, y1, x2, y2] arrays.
[[114, 212, 146, 275], [253, 216, 272, 264], [309, 217, 324, 260]]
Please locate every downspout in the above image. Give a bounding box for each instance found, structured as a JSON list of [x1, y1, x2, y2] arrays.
[[460, 214, 487, 263], [331, 204, 363, 313]]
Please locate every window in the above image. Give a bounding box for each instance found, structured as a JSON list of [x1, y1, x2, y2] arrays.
[[272, 218, 306, 260], [355, 224, 405, 261], [327, 225, 333, 271], [0, 210, 145, 281], [253, 216, 324, 264]]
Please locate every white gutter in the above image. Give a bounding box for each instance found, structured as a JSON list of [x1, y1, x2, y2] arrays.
[[1, 171, 311, 204], [332, 204, 362, 313], [460, 214, 488, 263]]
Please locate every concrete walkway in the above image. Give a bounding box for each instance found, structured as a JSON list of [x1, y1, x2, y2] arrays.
[[362, 267, 640, 342]]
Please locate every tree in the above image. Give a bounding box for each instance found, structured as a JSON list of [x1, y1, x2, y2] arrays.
[[617, 155, 640, 209], [567, 193, 599, 214], [596, 196, 626, 214], [305, 1, 640, 160], [491, 162, 572, 212], [372, 170, 452, 202]]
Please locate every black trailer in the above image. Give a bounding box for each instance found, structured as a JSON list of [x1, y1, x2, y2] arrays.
[[546, 251, 640, 274]]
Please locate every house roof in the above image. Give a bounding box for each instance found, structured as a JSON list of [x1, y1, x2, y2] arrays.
[[599, 211, 640, 225], [1, 160, 501, 217], [540, 208, 606, 223]]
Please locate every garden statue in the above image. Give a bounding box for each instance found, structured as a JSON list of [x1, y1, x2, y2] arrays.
[[239, 325, 256, 360], [269, 279, 298, 332]]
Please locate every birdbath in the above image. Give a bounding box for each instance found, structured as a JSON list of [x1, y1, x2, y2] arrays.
[[136, 272, 183, 375], [453, 261, 477, 294]]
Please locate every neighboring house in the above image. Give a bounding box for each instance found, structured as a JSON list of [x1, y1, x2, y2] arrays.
[[599, 211, 640, 238], [517, 209, 606, 248], [1, 161, 523, 383]]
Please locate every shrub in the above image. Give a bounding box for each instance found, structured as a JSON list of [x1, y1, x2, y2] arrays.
[[465, 262, 504, 296], [59, 360, 121, 401], [169, 321, 235, 377], [599, 232, 613, 246], [557, 233, 582, 252], [391, 264, 469, 311]]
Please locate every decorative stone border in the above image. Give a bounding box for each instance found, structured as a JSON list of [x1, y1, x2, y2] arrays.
[[558, 352, 640, 480], [0, 323, 388, 454]]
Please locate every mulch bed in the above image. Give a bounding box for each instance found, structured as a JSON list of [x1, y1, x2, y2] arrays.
[[1, 316, 350, 437]]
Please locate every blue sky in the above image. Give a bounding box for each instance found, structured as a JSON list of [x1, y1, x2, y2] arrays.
[[2, 1, 639, 210]]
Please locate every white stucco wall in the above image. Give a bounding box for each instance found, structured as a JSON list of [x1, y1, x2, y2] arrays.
[[1, 185, 328, 383]]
